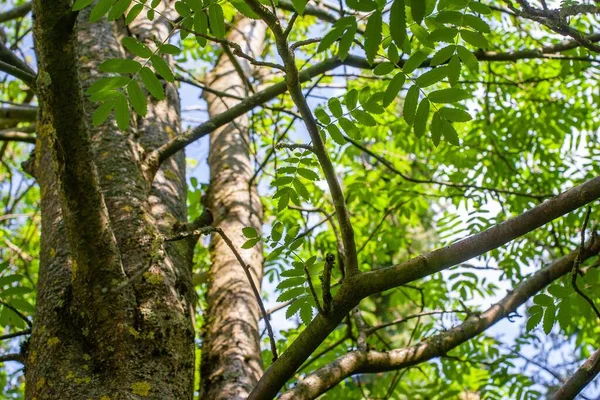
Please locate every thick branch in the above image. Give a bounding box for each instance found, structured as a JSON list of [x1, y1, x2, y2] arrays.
[[249, 176, 600, 400], [0, 1, 32, 23], [0, 129, 35, 143], [551, 347, 600, 400], [280, 236, 600, 399]]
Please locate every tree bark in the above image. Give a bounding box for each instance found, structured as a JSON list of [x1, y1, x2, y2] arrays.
[[26, 2, 195, 399], [199, 18, 267, 400]]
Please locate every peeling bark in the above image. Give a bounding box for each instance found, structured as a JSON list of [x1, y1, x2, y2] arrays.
[[199, 18, 267, 400]]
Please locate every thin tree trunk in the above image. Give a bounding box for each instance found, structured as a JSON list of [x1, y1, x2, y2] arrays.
[[200, 18, 267, 400], [25, 3, 195, 398]]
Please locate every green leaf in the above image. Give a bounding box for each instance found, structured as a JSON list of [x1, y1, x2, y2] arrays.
[[431, 45, 456, 67], [390, 0, 407, 49], [271, 222, 283, 242], [277, 287, 306, 302], [364, 11, 383, 65], [469, 1, 491, 14], [317, 26, 345, 53], [208, 4, 226, 38], [298, 168, 319, 181], [122, 37, 153, 58], [73, 0, 94, 11], [338, 117, 359, 139], [456, 45, 479, 70], [293, 179, 310, 199], [346, 0, 377, 11], [127, 80, 147, 117], [92, 100, 114, 127], [429, 27, 459, 43], [534, 294, 554, 306], [139, 67, 165, 100], [338, 23, 356, 61], [160, 44, 182, 55], [242, 227, 258, 238], [440, 118, 459, 145], [411, 0, 426, 24], [557, 299, 571, 330], [299, 302, 313, 325], [174, 1, 192, 18], [99, 58, 142, 74], [463, 14, 490, 33], [403, 51, 428, 74], [383, 72, 406, 107], [291, 0, 308, 14], [242, 237, 261, 249], [194, 12, 209, 47], [108, 0, 132, 20], [327, 124, 346, 145], [126, 3, 144, 24], [278, 192, 290, 212], [415, 66, 448, 87], [314, 108, 331, 125], [284, 225, 301, 245], [328, 98, 343, 118], [182, 0, 202, 12], [439, 107, 471, 122], [460, 29, 488, 49], [403, 85, 420, 125], [351, 110, 377, 126], [543, 304, 556, 334], [428, 88, 470, 103], [373, 62, 395, 76], [447, 55, 461, 86], [345, 89, 358, 110], [430, 111, 442, 146], [286, 298, 306, 319], [277, 277, 305, 290], [526, 311, 542, 332], [86, 76, 130, 95], [114, 93, 130, 131], [89, 0, 113, 22], [413, 99, 429, 138], [548, 284, 569, 299], [150, 55, 175, 82]]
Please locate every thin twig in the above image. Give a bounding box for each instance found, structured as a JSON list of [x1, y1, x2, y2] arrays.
[[0, 300, 31, 328], [0, 329, 30, 341], [571, 206, 600, 319]]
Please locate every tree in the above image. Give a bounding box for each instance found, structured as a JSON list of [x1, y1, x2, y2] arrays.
[[0, 0, 599, 399]]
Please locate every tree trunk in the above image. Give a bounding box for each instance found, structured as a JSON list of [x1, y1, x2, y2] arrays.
[[199, 18, 267, 400], [25, 3, 195, 399]]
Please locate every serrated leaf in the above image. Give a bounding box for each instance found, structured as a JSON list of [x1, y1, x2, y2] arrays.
[[460, 29, 488, 49], [92, 101, 114, 127], [543, 304, 556, 334], [338, 117, 359, 138], [299, 302, 313, 325], [403, 50, 428, 74], [456, 45, 479, 70], [99, 58, 142, 74], [374, 62, 395, 76], [271, 222, 283, 242], [174, 1, 192, 17], [390, 0, 406, 49], [411, 0, 426, 24], [326, 124, 346, 145], [72, 0, 94, 11], [122, 37, 153, 58], [89, 0, 113, 22], [328, 98, 343, 118], [114, 93, 130, 130], [447, 55, 461, 86], [150, 55, 174, 82], [139, 67, 165, 100], [439, 107, 471, 122], [317, 26, 345, 53], [108, 0, 132, 20], [242, 227, 258, 238], [346, 0, 377, 11], [415, 66, 448, 87], [338, 23, 356, 61], [292, 179, 310, 199], [430, 111, 442, 146], [242, 237, 260, 249], [194, 12, 208, 47], [297, 168, 319, 181], [469, 2, 492, 14], [534, 294, 554, 306], [160, 44, 181, 55], [314, 108, 331, 125], [86, 76, 130, 95], [526, 311, 542, 332], [127, 80, 147, 116], [277, 287, 306, 302], [383, 72, 406, 107], [428, 88, 470, 103], [278, 192, 290, 212], [440, 118, 459, 145], [403, 85, 420, 125], [429, 27, 459, 43], [351, 110, 376, 126], [463, 14, 490, 33], [208, 3, 225, 38], [126, 3, 144, 23], [413, 99, 429, 138], [364, 11, 383, 65], [291, 0, 308, 14], [431, 45, 456, 67], [285, 297, 306, 319]]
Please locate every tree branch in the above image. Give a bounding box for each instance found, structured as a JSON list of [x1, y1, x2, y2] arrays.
[[249, 176, 600, 400], [279, 236, 600, 399], [551, 347, 600, 400], [0, 1, 32, 23]]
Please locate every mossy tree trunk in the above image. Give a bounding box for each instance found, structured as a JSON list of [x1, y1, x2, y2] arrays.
[[26, 2, 195, 399]]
